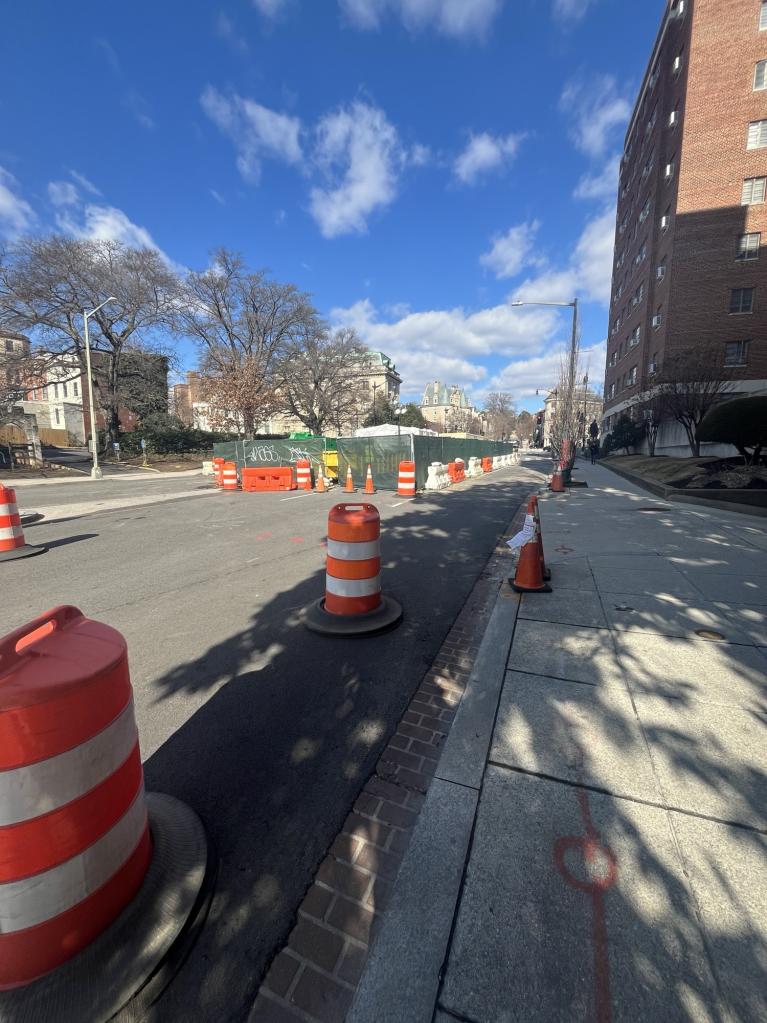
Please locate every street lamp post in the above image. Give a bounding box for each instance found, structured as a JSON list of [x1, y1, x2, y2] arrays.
[[83, 297, 117, 480], [582, 372, 589, 450], [512, 297, 578, 464]]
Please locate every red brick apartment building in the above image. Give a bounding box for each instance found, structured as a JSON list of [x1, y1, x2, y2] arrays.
[[603, 0, 767, 450]]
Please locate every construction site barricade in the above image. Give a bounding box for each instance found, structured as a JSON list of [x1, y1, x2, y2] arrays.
[[492, 455, 502, 470], [212, 457, 225, 488], [0, 485, 46, 562], [467, 457, 482, 478], [447, 461, 465, 484], [303, 504, 402, 635], [0, 606, 211, 1008], [425, 462, 449, 491], [397, 461, 416, 497], [482, 457, 493, 473], [202, 460, 214, 476], [222, 461, 239, 491], [296, 459, 312, 491]]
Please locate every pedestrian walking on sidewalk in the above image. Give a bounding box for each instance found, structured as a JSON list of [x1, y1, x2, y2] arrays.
[[589, 440, 599, 464]]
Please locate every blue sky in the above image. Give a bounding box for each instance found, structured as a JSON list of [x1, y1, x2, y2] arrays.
[[0, 0, 664, 411]]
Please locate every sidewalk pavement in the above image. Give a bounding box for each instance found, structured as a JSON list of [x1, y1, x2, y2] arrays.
[[349, 460, 767, 1023]]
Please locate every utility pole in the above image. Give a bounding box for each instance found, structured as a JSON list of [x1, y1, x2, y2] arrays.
[[371, 382, 379, 426]]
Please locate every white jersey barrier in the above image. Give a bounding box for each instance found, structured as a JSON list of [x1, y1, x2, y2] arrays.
[[425, 462, 450, 491], [467, 457, 483, 478]]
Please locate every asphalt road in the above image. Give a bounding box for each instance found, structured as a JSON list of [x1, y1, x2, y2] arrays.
[[5, 464, 542, 1022]]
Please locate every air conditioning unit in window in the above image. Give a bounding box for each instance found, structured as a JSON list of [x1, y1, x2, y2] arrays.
[[664, 164, 674, 179], [656, 265, 666, 280], [648, 362, 657, 375], [661, 215, 670, 230], [669, 111, 678, 127], [652, 314, 662, 328]]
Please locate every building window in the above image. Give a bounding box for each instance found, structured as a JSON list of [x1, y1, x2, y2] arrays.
[[746, 120, 767, 150], [742, 177, 766, 204], [669, 109, 679, 127], [652, 307, 663, 328], [608, 382, 615, 399], [73, 381, 79, 397], [62, 382, 68, 398], [730, 287, 754, 314], [656, 262, 666, 280], [664, 158, 675, 180], [53, 383, 59, 398], [761, 1, 767, 30], [627, 366, 637, 386], [639, 198, 651, 223], [54, 408, 60, 425], [672, 50, 684, 74], [630, 326, 641, 347], [755, 60, 767, 91], [649, 352, 658, 375], [660, 207, 671, 230], [736, 232, 761, 260], [724, 341, 749, 367]]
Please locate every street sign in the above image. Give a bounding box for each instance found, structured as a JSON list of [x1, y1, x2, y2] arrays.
[[113, 442, 120, 451], [140, 438, 147, 450]]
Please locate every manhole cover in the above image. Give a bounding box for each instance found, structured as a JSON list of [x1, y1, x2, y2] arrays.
[[695, 629, 725, 641]]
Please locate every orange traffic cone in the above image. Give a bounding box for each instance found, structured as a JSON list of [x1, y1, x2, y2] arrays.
[[531, 496, 551, 581], [550, 467, 565, 493], [511, 513, 552, 593], [316, 474, 327, 494], [344, 465, 355, 493], [364, 464, 376, 495]]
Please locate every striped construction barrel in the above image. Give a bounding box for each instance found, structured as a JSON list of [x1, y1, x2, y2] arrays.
[[0, 486, 25, 555], [296, 459, 312, 491], [0, 606, 152, 989], [212, 457, 225, 488], [222, 461, 238, 491], [397, 461, 416, 498], [325, 504, 382, 616]]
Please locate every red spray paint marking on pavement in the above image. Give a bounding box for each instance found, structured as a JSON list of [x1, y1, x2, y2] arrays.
[[289, 536, 305, 544], [553, 736, 617, 1023]]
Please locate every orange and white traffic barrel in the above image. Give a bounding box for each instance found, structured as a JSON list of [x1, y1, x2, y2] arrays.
[[0, 485, 45, 562], [212, 457, 225, 488], [296, 459, 312, 491], [0, 607, 212, 1018], [222, 461, 239, 491], [397, 461, 416, 497], [303, 504, 402, 635]]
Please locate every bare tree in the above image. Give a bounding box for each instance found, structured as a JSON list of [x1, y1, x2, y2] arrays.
[[483, 392, 517, 440], [549, 328, 583, 466], [0, 237, 180, 449], [516, 410, 534, 444], [276, 327, 368, 435], [655, 344, 732, 457], [177, 250, 319, 438]]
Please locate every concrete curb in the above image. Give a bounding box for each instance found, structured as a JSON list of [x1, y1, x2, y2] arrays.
[[347, 583, 520, 1023]]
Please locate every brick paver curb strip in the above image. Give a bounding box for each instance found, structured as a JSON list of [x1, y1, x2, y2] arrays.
[[249, 479, 539, 1023]]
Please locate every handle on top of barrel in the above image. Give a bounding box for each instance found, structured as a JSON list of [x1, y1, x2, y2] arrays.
[[0, 605, 84, 669]]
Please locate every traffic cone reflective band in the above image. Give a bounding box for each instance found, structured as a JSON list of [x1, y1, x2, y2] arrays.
[[222, 461, 238, 491], [550, 467, 565, 493], [0, 485, 45, 562], [303, 504, 402, 635], [364, 464, 376, 495], [344, 465, 355, 493], [0, 606, 211, 1015], [511, 514, 552, 594], [296, 459, 312, 491], [531, 496, 551, 581], [397, 461, 416, 497]]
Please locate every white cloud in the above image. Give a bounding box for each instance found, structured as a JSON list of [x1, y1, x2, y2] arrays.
[[309, 101, 403, 237], [480, 220, 540, 279], [339, 0, 503, 38], [216, 12, 248, 53], [409, 143, 432, 167], [453, 131, 524, 185], [331, 296, 559, 398], [552, 0, 598, 20], [69, 170, 102, 196], [253, 0, 290, 15], [47, 180, 80, 207], [210, 188, 226, 205], [512, 205, 616, 306], [56, 203, 161, 251], [560, 75, 630, 158], [573, 154, 619, 201], [0, 167, 35, 238], [201, 86, 302, 183], [490, 339, 607, 400]]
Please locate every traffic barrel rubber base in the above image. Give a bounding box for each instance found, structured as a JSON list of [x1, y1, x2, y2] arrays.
[[302, 595, 403, 636], [0, 543, 46, 563], [0, 792, 215, 1023]]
